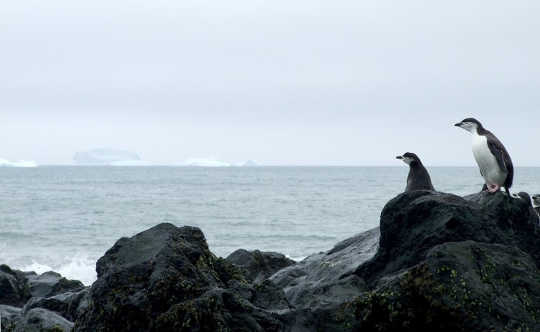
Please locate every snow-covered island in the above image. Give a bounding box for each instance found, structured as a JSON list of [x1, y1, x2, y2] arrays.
[[73, 149, 151, 166], [0, 158, 38, 167]]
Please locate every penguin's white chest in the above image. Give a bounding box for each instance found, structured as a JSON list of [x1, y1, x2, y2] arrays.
[[471, 134, 506, 185]]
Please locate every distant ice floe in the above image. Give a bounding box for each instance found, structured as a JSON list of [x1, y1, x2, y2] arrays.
[[182, 158, 231, 167], [237, 160, 259, 167], [74, 148, 146, 166], [180, 158, 259, 167], [0, 158, 38, 167], [110, 160, 154, 166]]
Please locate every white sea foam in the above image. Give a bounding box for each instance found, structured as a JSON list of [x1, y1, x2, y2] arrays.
[[20, 255, 97, 286], [287, 255, 307, 262]]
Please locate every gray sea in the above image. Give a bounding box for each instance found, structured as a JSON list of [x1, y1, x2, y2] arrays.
[[0, 166, 538, 285]]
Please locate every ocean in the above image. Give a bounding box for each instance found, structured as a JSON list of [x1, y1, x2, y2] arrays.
[[0, 166, 538, 285]]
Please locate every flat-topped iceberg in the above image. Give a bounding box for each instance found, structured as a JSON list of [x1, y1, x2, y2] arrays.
[[0, 158, 38, 167], [74, 149, 145, 166], [182, 158, 231, 167], [110, 160, 154, 166]]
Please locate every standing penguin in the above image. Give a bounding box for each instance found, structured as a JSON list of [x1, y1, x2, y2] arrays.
[[455, 118, 514, 195], [396, 152, 435, 192]]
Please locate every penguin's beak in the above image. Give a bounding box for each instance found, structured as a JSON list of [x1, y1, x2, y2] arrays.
[[396, 156, 403, 160], [454, 122, 462, 127]]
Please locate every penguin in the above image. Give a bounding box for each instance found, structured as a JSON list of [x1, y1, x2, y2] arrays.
[[454, 118, 513, 195], [396, 152, 435, 192], [517, 192, 540, 225], [517, 192, 533, 205], [533, 194, 540, 217]]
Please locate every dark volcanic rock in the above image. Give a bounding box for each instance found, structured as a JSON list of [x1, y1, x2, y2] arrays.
[[356, 191, 539, 284], [272, 227, 379, 309], [0, 304, 22, 331], [270, 227, 379, 331], [23, 288, 89, 322], [15, 308, 74, 332], [153, 288, 285, 332], [355, 241, 540, 331], [74, 223, 285, 332], [0, 265, 31, 307], [251, 280, 291, 312], [350, 190, 540, 331], [0, 266, 87, 331], [27, 271, 85, 299], [226, 249, 296, 284]]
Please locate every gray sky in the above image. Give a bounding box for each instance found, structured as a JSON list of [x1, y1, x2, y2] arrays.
[[2, 0, 539, 165]]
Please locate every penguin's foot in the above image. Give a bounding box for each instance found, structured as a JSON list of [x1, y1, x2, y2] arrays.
[[487, 184, 500, 193]]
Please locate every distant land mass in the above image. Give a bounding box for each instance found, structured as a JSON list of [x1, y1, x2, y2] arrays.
[[0, 158, 37, 167], [73, 148, 144, 166]]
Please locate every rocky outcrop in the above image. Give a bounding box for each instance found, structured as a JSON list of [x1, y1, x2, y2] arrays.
[[27, 271, 85, 299], [0, 305, 21, 331], [351, 191, 540, 331], [355, 241, 540, 331], [269, 227, 379, 331], [22, 288, 89, 322], [14, 308, 74, 332], [356, 191, 539, 283], [0, 265, 31, 307], [73, 223, 286, 331], [0, 267, 87, 332]]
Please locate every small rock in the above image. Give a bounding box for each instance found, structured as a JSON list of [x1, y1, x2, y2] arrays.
[[23, 288, 89, 322], [15, 308, 73, 332], [27, 271, 85, 299], [0, 265, 31, 307], [0, 304, 22, 330]]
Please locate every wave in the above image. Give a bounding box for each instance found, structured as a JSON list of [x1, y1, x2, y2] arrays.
[[20, 255, 97, 286], [286, 254, 307, 262]]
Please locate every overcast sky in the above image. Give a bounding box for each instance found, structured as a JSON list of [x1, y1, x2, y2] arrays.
[[1, 0, 539, 165]]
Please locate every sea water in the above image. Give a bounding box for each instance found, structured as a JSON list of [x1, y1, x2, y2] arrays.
[[0, 166, 538, 285]]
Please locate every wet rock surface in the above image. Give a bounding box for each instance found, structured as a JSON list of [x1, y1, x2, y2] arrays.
[[0, 267, 87, 332], [0, 265, 32, 307], [73, 223, 286, 331], [352, 191, 540, 331], [226, 249, 296, 284]]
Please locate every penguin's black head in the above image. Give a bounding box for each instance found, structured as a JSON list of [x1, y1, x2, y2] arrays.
[[454, 117, 483, 133], [396, 152, 421, 165], [517, 192, 532, 206]]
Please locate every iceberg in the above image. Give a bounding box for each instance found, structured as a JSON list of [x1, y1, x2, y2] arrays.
[[240, 160, 258, 167], [110, 160, 154, 166], [0, 158, 38, 167], [74, 149, 144, 166], [182, 158, 231, 167]]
